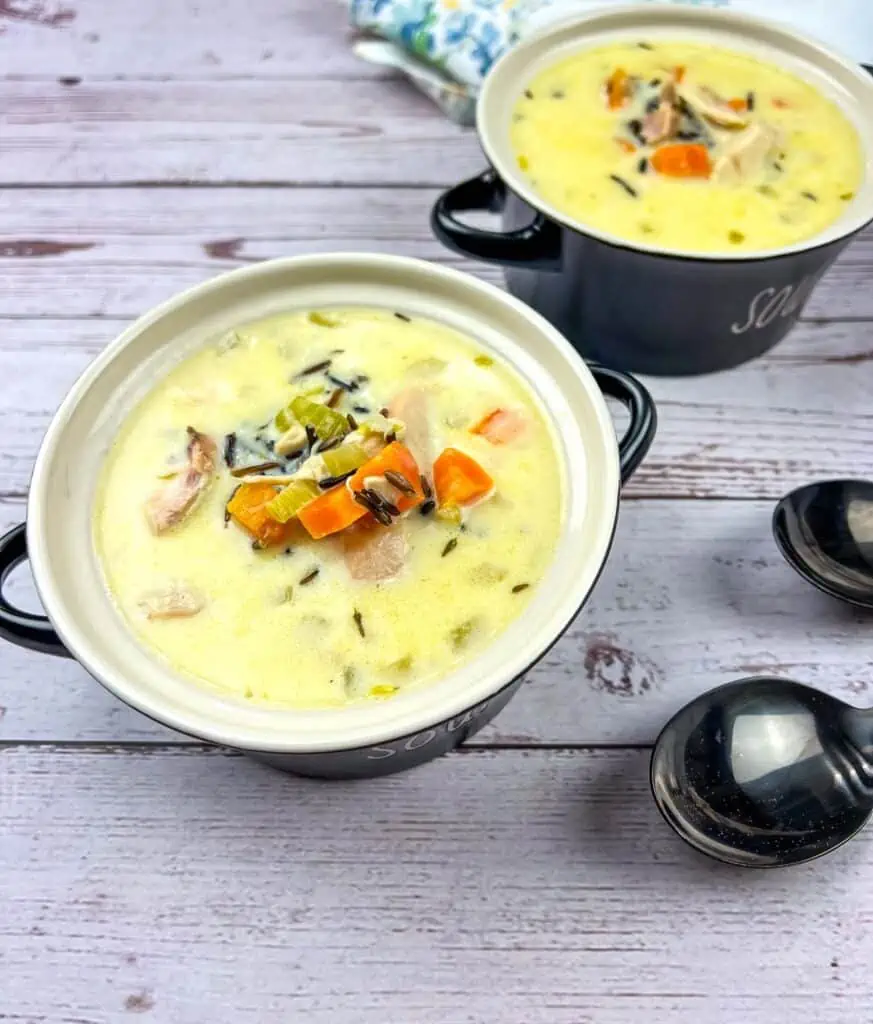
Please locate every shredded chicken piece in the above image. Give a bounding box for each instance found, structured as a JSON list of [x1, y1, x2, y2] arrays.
[[642, 100, 679, 145], [145, 427, 217, 533], [713, 122, 780, 183], [388, 387, 432, 468], [139, 583, 205, 619], [678, 82, 749, 129]]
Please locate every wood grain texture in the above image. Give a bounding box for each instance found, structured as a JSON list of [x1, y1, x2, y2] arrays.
[[3, 495, 871, 747], [2, 745, 871, 1024], [0, 0, 372, 79], [0, 79, 483, 186], [1, 313, 871, 500], [0, 187, 870, 317]]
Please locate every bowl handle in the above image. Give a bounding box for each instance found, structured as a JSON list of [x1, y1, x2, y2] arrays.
[[431, 169, 562, 270], [0, 523, 71, 658], [588, 365, 657, 484]]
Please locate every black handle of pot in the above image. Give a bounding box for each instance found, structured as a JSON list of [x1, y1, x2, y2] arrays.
[[0, 523, 70, 658], [431, 169, 563, 270], [588, 365, 657, 484]]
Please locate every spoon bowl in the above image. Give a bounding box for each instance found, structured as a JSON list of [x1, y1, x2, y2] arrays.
[[650, 676, 873, 867], [773, 478, 873, 608]]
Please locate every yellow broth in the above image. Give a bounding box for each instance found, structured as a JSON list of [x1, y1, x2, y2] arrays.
[[94, 309, 563, 709], [510, 40, 863, 253]]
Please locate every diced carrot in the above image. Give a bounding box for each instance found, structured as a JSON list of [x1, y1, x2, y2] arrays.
[[297, 482, 366, 541], [674, 65, 686, 83], [433, 448, 494, 509], [606, 68, 631, 110], [227, 481, 298, 547], [727, 97, 747, 112], [350, 442, 424, 515], [651, 143, 712, 179], [471, 408, 527, 445], [771, 97, 791, 109], [615, 137, 637, 154], [298, 442, 424, 541]]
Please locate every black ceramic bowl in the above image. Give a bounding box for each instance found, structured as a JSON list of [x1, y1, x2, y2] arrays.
[[0, 254, 656, 779], [432, 5, 873, 376]]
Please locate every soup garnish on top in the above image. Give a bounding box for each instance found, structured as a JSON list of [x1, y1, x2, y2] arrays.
[[95, 308, 563, 709], [510, 40, 864, 253]]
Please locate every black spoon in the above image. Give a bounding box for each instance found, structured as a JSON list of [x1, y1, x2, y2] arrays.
[[773, 478, 873, 608], [650, 676, 873, 867]]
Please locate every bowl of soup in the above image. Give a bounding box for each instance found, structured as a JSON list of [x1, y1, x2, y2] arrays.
[[0, 254, 655, 778], [431, 4, 873, 375]]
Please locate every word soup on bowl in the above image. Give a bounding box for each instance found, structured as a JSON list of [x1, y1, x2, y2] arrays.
[[510, 39, 863, 253], [94, 308, 562, 710]]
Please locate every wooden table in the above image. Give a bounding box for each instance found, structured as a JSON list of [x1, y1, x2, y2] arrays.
[[2, 3, 873, 1021]]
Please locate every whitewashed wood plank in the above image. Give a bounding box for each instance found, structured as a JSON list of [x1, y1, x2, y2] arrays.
[[0, 80, 483, 186], [0, 188, 868, 318], [2, 496, 871, 746], [0, 0, 375, 79], [1, 746, 870, 1024], [0, 317, 870, 500]]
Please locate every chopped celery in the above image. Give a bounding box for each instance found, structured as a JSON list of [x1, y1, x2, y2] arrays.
[[450, 619, 476, 651], [307, 311, 340, 328], [369, 684, 398, 699], [321, 443, 369, 477], [290, 396, 350, 443], [273, 386, 323, 432], [266, 479, 319, 524], [436, 504, 462, 526]]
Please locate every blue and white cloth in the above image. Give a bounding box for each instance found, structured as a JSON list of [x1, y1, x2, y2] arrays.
[[347, 0, 873, 124]]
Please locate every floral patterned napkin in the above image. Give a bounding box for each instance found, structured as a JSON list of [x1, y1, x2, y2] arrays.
[[347, 0, 873, 125]]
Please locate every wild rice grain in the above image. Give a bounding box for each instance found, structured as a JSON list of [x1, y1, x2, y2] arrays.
[[637, 41, 654, 49], [353, 404, 370, 414], [746, 91, 755, 111], [524, 88, 534, 99], [801, 191, 818, 202], [394, 312, 411, 322], [442, 537, 458, 557], [512, 583, 530, 594], [420, 475, 433, 499], [419, 499, 436, 516], [326, 387, 344, 409], [380, 406, 390, 417], [305, 425, 318, 450], [610, 174, 638, 198], [318, 469, 356, 489], [347, 413, 358, 431], [637, 157, 648, 174], [230, 460, 282, 477], [385, 470, 415, 495], [223, 432, 237, 467], [295, 358, 332, 378], [327, 373, 358, 392], [300, 568, 320, 585], [385, 431, 396, 444], [353, 609, 365, 638]]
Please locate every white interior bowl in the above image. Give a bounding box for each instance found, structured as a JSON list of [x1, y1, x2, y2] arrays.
[[27, 254, 625, 755]]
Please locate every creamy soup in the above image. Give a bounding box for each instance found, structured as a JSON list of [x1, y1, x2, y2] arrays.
[[510, 40, 864, 253], [95, 308, 563, 709]]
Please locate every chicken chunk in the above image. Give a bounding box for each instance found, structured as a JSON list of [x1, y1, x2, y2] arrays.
[[713, 122, 780, 183], [145, 427, 217, 534], [139, 583, 204, 619]]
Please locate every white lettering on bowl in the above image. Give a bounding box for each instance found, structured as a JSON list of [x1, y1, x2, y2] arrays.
[[731, 271, 824, 335]]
